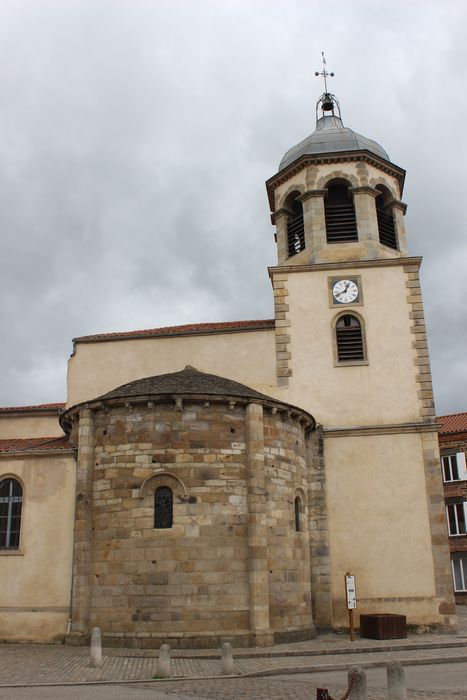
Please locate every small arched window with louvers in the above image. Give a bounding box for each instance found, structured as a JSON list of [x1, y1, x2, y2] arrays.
[[335, 314, 365, 363], [324, 180, 358, 243], [0, 478, 23, 550], [376, 186, 398, 250], [285, 192, 305, 257], [154, 486, 173, 529]]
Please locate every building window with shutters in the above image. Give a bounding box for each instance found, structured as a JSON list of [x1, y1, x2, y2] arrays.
[[446, 501, 467, 536], [0, 478, 23, 550], [324, 179, 358, 243], [442, 453, 467, 482], [333, 313, 367, 365], [154, 486, 173, 529]]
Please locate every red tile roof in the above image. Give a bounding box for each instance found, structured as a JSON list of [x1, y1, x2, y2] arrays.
[[0, 436, 71, 453], [437, 412, 467, 435], [74, 319, 275, 344], [0, 403, 65, 414]]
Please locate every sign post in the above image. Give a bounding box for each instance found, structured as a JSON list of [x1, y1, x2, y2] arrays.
[[345, 572, 357, 641]]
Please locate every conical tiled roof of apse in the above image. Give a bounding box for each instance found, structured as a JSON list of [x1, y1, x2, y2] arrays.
[[97, 366, 273, 402]]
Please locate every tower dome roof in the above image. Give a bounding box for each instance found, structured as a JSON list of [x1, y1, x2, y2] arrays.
[[279, 108, 389, 171]]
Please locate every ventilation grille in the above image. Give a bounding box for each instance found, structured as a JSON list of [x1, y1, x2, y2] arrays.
[[287, 215, 305, 257], [377, 208, 398, 249], [336, 316, 364, 362], [325, 203, 358, 243]]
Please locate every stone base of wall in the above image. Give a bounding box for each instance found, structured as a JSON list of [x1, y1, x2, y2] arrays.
[[66, 626, 317, 649], [273, 626, 317, 644]]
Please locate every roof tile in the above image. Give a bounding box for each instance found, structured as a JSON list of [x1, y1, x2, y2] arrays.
[[0, 436, 71, 453], [437, 412, 467, 435], [0, 403, 65, 413], [74, 319, 275, 343]]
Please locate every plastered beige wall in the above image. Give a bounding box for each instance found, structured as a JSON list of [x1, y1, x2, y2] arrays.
[[324, 432, 439, 627], [284, 265, 420, 426], [0, 414, 64, 439], [0, 454, 76, 642], [67, 330, 277, 407]]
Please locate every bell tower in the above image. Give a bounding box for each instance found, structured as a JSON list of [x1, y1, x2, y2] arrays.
[[266, 61, 456, 630]]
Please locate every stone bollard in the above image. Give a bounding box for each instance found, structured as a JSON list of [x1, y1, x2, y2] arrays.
[[386, 661, 407, 700], [221, 642, 234, 675], [89, 627, 102, 668], [156, 643, 172, 678], [347, 665, 368, 700]]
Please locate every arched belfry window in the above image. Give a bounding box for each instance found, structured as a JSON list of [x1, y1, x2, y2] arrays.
[[376, 186, 398, 250], [154, 486, 173, 529], [324, 180, 358, 243], [294, 496, 302, 532], [335, 314, 365, 362], [0, 478, 23, 550], [285, 192, 305, 257]]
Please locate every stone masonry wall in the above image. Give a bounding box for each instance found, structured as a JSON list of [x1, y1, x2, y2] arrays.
[[90, 400, 250, 647], [263, 412, 314, 640]]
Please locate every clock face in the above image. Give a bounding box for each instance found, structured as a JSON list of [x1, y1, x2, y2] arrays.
[[333, 279, 359, 304]]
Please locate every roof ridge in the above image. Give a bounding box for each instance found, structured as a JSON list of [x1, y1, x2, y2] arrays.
[[0, 402, 65, 413], [74, 319, 275, 343]]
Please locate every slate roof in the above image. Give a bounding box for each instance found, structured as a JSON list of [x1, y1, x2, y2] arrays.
[[437, 412, 467, 436], [279, 114, 389, 171], [0, 436, 71, 453], [0, 403, 65, 413], [75, 320, 275, 344], [97, 366, 273, 403]]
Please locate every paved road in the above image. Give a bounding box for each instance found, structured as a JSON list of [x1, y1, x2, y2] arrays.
[[1, 662, 466, 699]]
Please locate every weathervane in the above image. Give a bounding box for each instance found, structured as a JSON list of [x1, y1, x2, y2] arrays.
[[315, 52, 334, 93], [314, 52, 339, 115]]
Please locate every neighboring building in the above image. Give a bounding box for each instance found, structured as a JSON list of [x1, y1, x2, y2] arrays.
[[438, 412, 467, 602], [0, 88, 456, 647]]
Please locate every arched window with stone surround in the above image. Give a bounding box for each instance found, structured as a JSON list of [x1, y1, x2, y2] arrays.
[[324, 179, 358, 243], [154, 486, 173, 529], [335, 314, 365, 363], [285, 191, 305, 257], [375, 185, 398, 250], [0, 477, 23, 550], [294, 495, 302, 532]]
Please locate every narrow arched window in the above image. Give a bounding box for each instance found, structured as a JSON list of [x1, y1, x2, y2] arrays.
[[376, 186, 398, 250], [0, 478, 23, 550], [294, 496, 301, 532], [154, 486, 173, 529], [285, 193, 305, 257], [336, 315, 365, 362], [325, 180, 358, 243]]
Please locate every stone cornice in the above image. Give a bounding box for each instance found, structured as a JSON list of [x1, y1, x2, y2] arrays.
[[266, 150, 406, 212], [268, 256, 422, 277], [60, 394, 316, 434], [323, 421, 440, 438]]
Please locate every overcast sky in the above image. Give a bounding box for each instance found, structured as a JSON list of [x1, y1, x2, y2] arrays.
[[0, 0, 465, 416]]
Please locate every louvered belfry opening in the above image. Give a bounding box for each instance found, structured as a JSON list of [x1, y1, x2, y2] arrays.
[[376, 188, 398, 250], [336, 315, 364, 362], [325, 182, 358, 243], [286, 196, 305, 257]]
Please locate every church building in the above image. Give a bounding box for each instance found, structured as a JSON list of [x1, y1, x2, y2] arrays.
[[0, 86, 456, 647]]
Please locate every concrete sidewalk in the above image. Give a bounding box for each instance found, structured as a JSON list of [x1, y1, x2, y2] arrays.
[[1, 631, 467, 688]]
